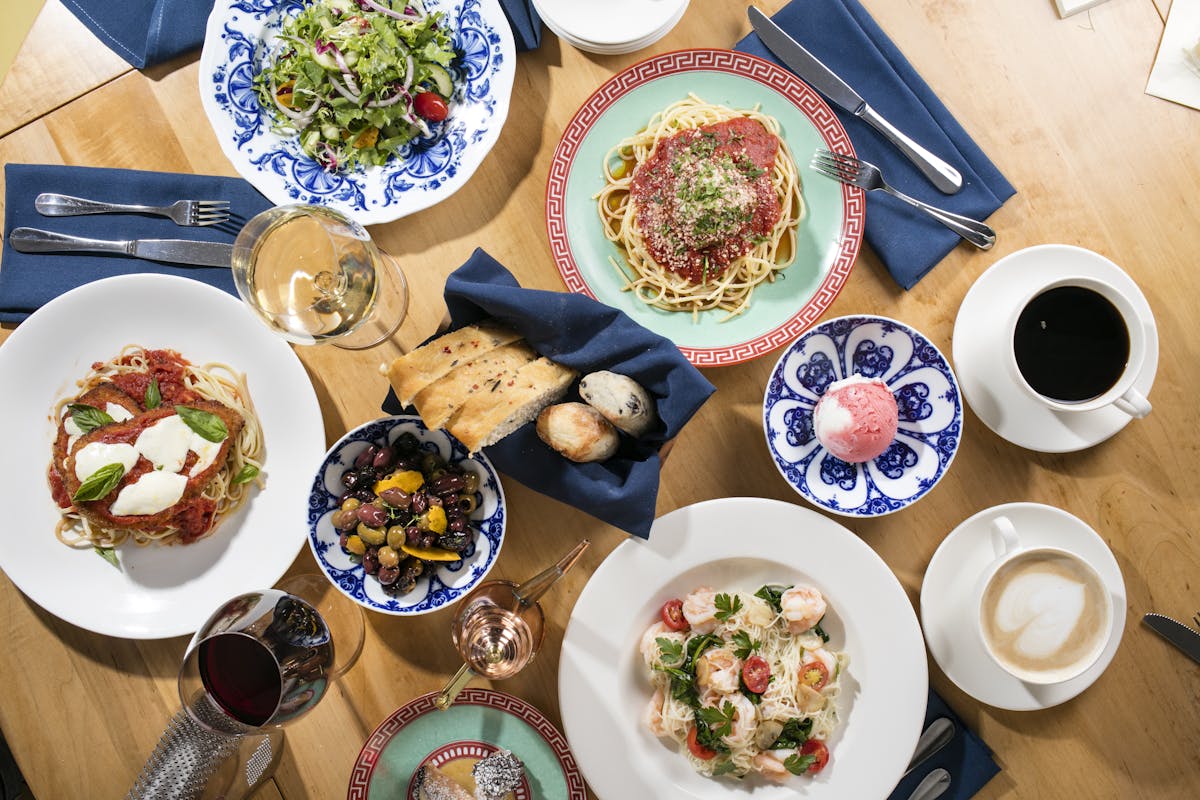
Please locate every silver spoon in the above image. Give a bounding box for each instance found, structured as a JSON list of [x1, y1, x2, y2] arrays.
[[906, 716, 955, 775], [907, 767, 952, 800]]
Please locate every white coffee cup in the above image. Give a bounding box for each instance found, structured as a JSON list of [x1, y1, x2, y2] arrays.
[[975, 516, 1112, 685], [1007, 275, 1153, 418]]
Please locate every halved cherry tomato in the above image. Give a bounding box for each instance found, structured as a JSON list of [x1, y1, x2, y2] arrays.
[[799, 660, 829, 691], [413, 91, 449, 122], [686, 726, 717, 760], [660, 599, 689, 632], [799, 739, 830, 774], [741, 654, 771, 694]]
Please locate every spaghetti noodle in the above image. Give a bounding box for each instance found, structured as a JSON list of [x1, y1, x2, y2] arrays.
[[596, 95, 805, 320], [48, 346, 264, 550]]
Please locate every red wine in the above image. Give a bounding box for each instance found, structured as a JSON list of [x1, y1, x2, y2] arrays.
[[199, 633, 282, 726], [1013, 286, 1129, 402]]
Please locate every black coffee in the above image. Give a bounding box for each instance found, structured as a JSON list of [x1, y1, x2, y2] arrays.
[[1013, 285, 1129, 402]]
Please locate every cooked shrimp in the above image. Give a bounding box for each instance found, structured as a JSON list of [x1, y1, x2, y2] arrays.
[[781, 585, 827, 633], [752, 750, 791, 782], [745, 595, 776, 627], [682, 587, 720, 634], [696, 647, 741, 695], [642, 687, 668, 738], [719, 693, 758, 746], [640, 622, 683, 668]]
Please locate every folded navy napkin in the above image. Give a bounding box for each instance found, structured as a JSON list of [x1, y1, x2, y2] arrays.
[[887, 688, 1000, 800], [63, 0, 540, 69], [0, 164, 271, 324], [736, 0, 1015, 289], [61, 0, 215, 69], [381, 249, 715, 539]]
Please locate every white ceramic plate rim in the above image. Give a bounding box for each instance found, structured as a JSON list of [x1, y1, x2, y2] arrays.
[[919, 501, 1126, 710], [0, 274, 325, 639], [558, 497, 927, 799], [952, 244, 1158, 453], [532, 0, 688, 45]]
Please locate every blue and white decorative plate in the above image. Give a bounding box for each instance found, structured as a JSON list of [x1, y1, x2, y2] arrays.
[[762, 316, 962, 517], [307, 415, 506, 615], [199, 0, 515, 225]]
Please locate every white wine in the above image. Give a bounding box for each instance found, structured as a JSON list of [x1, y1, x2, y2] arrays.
[[232, 205, 408, 347]]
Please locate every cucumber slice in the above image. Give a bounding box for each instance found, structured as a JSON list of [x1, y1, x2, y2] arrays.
[[425, 64, 453, 97]]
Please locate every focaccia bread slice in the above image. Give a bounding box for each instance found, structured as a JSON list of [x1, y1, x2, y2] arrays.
[[384, 320, 523, 407], [412, 341, 539, 429], [447, 357, 578, 453]]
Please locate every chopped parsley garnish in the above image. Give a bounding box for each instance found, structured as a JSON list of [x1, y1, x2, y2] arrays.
[[731, 630, 759, 659], [784, 753, 818, 775], [769, 717, 813, 750], [656, 636, 684, 665], [695, 700, 737, 738], [754, 584, 792, 613], [713, 593, 742, 621]]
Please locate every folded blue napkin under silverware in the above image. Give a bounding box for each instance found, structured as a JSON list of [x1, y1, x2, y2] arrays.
[[0, 164, 271, 324], [62, 0, 541, 69], [381, 249, 715, 539], [888, 688, 999, 800], [737, 0, 1015, 289]]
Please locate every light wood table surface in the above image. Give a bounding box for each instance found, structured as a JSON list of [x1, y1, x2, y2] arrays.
[[1, 1, 1198, 798]]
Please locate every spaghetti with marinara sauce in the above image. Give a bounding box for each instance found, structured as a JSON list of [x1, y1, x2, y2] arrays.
[[596, 95, 805, 320], [48, 346, 265, 550]]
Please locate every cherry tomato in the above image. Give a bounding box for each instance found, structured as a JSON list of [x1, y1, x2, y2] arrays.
[[413, 91, 449, 122], [799, 660, 829, 691], [686, 726, 717, 760], [799, 738, 830, 774], [741, 655, 771, 694], [660, 599, 689, 632]]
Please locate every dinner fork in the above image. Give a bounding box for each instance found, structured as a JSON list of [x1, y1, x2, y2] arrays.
[[810, 150, 996, 250], [35, 192, 231, 227]]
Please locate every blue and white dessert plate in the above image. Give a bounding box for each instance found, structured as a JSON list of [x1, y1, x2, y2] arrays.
[[199, 0, 515, 225], [763, 315, 962, 517], [307, 415, 505, 615]]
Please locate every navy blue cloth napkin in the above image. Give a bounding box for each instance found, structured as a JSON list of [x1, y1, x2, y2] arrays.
[[61, 0, 215, 69], [0, 164, 272, 323], [381, 249, 715, 539], [736, 0, 1015, 289], [887, 688, 1000, 800], [62, 0, 541, 69]]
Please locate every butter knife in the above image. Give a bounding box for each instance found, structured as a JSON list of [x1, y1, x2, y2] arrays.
[[748, 6, 963, 194], [1143, 613, 1200, 665], [9, 227, 232, 268]]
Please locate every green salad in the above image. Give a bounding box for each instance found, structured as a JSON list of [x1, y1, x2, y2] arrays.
[[254, 0, 457, 172]]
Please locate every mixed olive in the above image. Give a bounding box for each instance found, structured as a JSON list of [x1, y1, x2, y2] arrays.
[[331, 432, 481, 596]]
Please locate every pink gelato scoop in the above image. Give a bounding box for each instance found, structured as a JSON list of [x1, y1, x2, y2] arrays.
[[812, 375, 899, 463]]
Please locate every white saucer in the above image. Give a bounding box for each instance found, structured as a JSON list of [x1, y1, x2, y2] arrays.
[[951, 244, 1158, 453], [535, 0, 689, 54], [920, 502, 1126, 711]]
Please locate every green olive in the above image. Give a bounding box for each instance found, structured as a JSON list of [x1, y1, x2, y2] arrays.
[[341, 497, 362, 512], [386, 525, 406, 549], [357, 522, 386, 546], [377, 546, 400, 568]]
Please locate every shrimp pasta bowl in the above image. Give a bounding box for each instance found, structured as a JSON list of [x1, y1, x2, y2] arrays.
[[558, 497, 926, 798]]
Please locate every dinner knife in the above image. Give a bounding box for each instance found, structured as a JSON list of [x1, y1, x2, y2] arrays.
[[747, 6, 964, 194], [9, 227, 232, 267], [1143, 613, 1200, 665]]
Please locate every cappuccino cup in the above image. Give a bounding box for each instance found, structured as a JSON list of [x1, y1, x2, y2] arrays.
[[976, 516, 1112, 684], [1007, 275, 1153, 419]]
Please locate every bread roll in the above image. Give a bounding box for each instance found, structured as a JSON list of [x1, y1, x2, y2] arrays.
[[578, 370, 657, 437], [536, 402, 619, 463]]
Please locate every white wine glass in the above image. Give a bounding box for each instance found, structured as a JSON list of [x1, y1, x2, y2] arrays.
[[127, 575, 364, 799], [231, 204, 409, 349]]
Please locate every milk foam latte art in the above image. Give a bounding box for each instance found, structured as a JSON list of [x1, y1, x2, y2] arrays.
[[979, 546, 1111, 684]]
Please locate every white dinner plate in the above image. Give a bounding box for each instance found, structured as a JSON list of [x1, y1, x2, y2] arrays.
[[558, 497, 927, 799], [0, 274, 325, 639], [952, 244, 1158, 452], [920, 502, 1126, 711]]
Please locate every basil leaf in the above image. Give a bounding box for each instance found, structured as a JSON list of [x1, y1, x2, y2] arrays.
[[144, 378, 161, 410], [232, 464, 260, 485], [175, 405, 228, 443], [67, 404, 114, 434], [73, 463, 125, 502], [94, 547, 120, 569]]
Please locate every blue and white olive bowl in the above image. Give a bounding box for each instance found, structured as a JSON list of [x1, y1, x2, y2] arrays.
[[762, 315, 963, 517], [307, 415, 506, 615], [199, 0, 515, 225]]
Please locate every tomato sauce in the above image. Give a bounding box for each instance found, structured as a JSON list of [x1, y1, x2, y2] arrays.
[[630, 117, 781, 283], [104, 349, 199, 406]]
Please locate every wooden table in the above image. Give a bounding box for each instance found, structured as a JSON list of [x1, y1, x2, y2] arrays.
[[1, 1, 1198, 798]]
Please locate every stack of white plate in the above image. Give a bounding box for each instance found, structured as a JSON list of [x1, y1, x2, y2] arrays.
[[533, 0, 690, 55]]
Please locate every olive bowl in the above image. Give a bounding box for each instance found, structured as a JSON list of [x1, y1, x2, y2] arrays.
[[306, 415, 506, 616]]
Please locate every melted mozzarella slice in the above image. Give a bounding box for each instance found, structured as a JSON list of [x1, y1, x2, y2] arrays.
[[188, 433, 223, 477], [135, 414, 194, 472], [64, 403, 136, 450], [110, 471, 188, 516], [74, 442, 139, 482]]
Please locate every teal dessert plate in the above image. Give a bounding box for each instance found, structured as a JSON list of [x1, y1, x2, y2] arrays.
[[347, 688, 586, 799], [546, 48, 863, 367]]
